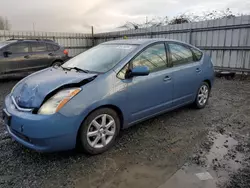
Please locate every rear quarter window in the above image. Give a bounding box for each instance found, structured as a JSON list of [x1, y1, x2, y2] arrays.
[[46, 43, 60, 51], [53, 44, 60, 51], [191, 48, 203, 61]]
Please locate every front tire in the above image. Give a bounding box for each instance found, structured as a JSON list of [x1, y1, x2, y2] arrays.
[[194, 82, 210, 109], [78, 108, 120, 155]]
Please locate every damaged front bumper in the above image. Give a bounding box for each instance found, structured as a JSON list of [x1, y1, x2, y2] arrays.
[[3, 94, 79, 152]]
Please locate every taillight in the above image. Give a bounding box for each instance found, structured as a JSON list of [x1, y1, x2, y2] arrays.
[[63, 49, 68, 56]]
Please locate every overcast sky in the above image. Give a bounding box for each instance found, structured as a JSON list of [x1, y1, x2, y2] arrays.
[[0, 0, 249, 33]]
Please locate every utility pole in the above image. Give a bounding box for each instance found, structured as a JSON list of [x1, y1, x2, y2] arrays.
[[33, 22, 36, 34], [4, 16, 8, 30], [91, 26, 94, 47], [146, 16, 149, 37]]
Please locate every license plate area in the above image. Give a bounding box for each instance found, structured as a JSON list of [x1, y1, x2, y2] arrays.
[[2, 109, 11, 126]]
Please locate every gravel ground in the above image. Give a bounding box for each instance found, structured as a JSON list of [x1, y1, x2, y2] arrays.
[[0, 77, 250, 188]]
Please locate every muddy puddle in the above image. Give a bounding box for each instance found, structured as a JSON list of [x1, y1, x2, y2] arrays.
[[74, 131, 247, 188], [158, 131, 248, 188], [206, 132, 243, 173]]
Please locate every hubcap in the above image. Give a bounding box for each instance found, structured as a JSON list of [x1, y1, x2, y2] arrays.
[[198, 85, 209, 106], [86, 114, 116, 149]]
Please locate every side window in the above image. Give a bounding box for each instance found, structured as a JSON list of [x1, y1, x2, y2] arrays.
[[46, 43, 60, 51], [6, 43, 29, 54], [53, 44, 60, 51], [168, 43, 193, 66], [46, 43, 54, 51], [31, 42, 47, 52], [132, 43, 167, 73], [117, 64, 129, 80], [191, 47, 203, 61]]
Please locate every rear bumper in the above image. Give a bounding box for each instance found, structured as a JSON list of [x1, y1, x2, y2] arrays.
[[3, 94, 80, 152]]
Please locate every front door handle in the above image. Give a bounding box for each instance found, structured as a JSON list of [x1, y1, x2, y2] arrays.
[[163, 76, 171, 82], [196, 68, 201, 73], [24, 55, 30, 59]]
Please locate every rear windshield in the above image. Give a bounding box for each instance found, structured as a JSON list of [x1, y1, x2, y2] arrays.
[[62, 44, 137, 73]]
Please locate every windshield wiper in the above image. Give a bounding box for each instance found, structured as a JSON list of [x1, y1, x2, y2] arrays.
[[53, 65, 89, 73], [68, 67, 90, 73], [53, 64, 70, 71]]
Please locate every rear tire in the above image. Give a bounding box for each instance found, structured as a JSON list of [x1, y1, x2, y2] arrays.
[[194, 82, 210, 109], [78, 108, 120, 155], [51, 61, 63, 67]]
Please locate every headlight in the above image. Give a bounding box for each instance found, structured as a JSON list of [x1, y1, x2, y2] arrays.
[[38, 88, 81, 115]]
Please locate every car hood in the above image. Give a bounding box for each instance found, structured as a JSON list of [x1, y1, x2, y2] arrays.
[[12, 68, 97, 108]]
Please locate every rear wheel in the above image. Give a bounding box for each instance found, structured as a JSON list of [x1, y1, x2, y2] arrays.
[[194, 82, 210, 109], [78, 108, 120, 155], [51, 61, 63, 67]]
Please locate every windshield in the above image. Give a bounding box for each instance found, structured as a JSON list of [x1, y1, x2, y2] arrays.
[[0, 42, 10, 49], [62, 44, 137, 73]]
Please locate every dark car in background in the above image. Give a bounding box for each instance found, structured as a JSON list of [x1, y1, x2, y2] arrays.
[[0, 39, 69, 76]]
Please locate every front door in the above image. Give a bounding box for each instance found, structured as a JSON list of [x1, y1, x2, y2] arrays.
[[0, 42, 31, 74], [167, 42, 202, 107], [120, 43, 173, 124]]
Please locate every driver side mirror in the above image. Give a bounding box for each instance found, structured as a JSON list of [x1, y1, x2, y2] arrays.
[[126, 65, 150, 78], [3, 51, 12, 57]]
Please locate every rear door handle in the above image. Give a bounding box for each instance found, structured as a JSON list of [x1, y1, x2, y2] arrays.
[[24, 55, 30, 59], [196, 68, 201, 73], [48, 53, 54, 56], [163, 76, 171, 81]]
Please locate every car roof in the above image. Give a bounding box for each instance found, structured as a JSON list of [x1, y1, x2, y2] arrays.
[[0, 41, 14, 45], [102, 38, 183, 45], [101, 38, 202, 52], [0, 41, 15, 48], [2, 39, 56, 43], [0, 39, 59, 49]]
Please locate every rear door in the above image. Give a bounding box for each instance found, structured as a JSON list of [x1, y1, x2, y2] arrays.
[[166, 42, 202, 107], [29, 41, 51, 69], [0, 42, 31, 73], [46, 43, 62, 63]]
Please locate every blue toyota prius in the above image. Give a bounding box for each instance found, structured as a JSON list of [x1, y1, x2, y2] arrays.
[[2, 39, 214, 154]]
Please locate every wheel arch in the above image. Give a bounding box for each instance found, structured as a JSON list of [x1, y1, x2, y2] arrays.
[[90, 105, 124, 128], [75, 104, 124, 148], [51, 59, 63, 66], [203, 79, 211, 89]]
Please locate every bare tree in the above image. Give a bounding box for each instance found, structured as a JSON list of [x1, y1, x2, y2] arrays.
[[147, 16, 168, 27], [118, 16, 169, 30], [118, 8, 241, 30], [118, 21, 140, 30], [169, 15, 190, 25], [0, 16, 11, 30], [168, 8, 241, 25]]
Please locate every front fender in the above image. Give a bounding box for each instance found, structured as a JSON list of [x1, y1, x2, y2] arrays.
[[59, 98, 128, 131], [59, 73, 129, 129]]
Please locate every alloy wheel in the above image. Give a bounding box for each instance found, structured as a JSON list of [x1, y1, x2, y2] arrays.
[[86, 114, 116, 149], [198, 85, 209, 106]]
